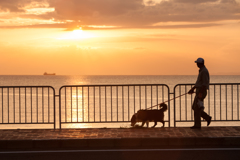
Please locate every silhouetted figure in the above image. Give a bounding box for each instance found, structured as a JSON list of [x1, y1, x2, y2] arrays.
[[188, 58, 212, 129]]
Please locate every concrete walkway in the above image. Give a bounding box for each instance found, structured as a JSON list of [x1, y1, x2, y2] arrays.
[[1, 127, 240, 150]]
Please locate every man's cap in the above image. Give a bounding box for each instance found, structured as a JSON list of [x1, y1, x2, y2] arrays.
[[195, 58, 204, 63]]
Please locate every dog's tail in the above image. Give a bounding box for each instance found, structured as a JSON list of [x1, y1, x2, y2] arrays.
[[159, 103, 167, 112]]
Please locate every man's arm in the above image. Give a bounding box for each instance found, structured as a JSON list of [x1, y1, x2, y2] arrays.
[[198, 69, 209, 98], [198, 85, 207, 98]]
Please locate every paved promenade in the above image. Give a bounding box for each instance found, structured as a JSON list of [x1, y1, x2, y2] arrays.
[[1, 126, 240, 150]]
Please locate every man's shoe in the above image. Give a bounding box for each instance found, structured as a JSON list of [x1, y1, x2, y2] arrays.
[[207, 117, 212, 126], [190, 126, 201, 129]]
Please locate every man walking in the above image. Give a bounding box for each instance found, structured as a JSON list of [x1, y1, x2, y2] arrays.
[[188, 58, 212, 129]]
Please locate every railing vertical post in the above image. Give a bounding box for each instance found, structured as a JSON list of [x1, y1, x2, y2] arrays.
[[214, 85, 216, 120], [133, 86, 135, 114], [7, 88, 9, 123], [71, 87, 72, 123], [77, 87, 78, 122], [173, 86, 176, 127], [139, 86, 141, 110], [111, 86, 112, 122], [42, 87, 44, 123], [167, 86, 170, 128], [1, 88, 3, 123], [122, 86, 124, 121], [238, 85, 239, 120], [82, 87, 84, 122], [20, 88, 21, 123], [117, 86, 118, 122], [53, 87, 56, 129], [128, 86, 129, 120], [105, 86, 107, 122], [59, 88, 62, 130], [99, 86, 101, 122]]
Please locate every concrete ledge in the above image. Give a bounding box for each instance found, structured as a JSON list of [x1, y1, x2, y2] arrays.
[[7, 140, 33, 149], [115, 138, 141, 147], [34, 140, 61, 149], [168, 138, 195, 146], [140, 138, 169, 147], [0, 141, 7, 149], [61, 139, 88, 148], [88, 139, 116, 148], [195, 137, 225, 146], [1, 137, 240, 151], [224, 137, 240, 146]]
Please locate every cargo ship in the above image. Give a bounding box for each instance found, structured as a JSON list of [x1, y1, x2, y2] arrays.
[[43, 72, 56, 75]]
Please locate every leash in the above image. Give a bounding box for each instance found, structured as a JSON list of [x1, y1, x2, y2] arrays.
[[146, 92, 191, 110]]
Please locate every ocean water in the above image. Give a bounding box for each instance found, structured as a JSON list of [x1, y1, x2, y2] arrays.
[[1, 75, 240, 90], [0, 75, 240, 129]]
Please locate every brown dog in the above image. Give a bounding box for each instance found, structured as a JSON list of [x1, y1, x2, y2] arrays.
[[130, 103, 167, 128]]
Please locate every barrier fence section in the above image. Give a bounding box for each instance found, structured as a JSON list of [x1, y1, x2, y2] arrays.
[[1, 83, 240, 129], [173, 83, 240, 127], [59, 84, 170, 129], [0, 86, 56, 129]]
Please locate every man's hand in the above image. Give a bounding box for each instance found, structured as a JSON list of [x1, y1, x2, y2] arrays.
[[188, 87, 195, 94]]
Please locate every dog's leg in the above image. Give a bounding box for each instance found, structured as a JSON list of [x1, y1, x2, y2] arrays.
[[146, 121, 149, 128], [141, 121, 145, 127], [161, 121, 165, 128], [152, 122, 157, 128]]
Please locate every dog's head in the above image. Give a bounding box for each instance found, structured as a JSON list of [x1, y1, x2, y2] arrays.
[[130, 113, 137, 126]]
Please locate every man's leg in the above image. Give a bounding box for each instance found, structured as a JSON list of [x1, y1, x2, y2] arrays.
[[194, 108, 202, 127], [201, 111, 212, 126], [200, 90, 212, 126], [201, 111, 210, 121], [192, 96, 201, 128]]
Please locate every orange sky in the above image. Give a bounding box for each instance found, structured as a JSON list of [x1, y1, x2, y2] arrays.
[[0, 0, 240, 75]]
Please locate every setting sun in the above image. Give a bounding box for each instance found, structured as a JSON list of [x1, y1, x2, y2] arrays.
[[57, 28, 95, 40]]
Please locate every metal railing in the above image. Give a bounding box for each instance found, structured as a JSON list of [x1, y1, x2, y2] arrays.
[[173, 83, 240, 127], [59, 84, 170, 129], [1, 83, 240, 129], [0, 86, 56, 129]]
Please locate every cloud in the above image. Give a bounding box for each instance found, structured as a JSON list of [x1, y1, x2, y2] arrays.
[[221, 0, 238, 3], [0, 0, 240, 29], [48, 0, 143, 17], [0, 0, 25, 12], [45, 0, 240, 28], [172, 0, 219, 4], [0, 0, 49, 12]]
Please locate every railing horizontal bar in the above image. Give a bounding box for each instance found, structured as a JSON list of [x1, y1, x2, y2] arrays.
[[60, 121, 170, 124], [175, 120, 240, 122], [0, 86, 54, 89], [60, 84, 169, 88], [0, 122, 55, 124]]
